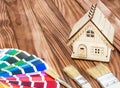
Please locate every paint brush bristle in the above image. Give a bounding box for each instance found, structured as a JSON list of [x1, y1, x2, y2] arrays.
[[63, 65, 92, 88], [45, 68, 59, 79], [45, 68, 72, 88], [87, 63, 120, 88], [87, 63, 111, 79], [63, 65, 80, 79]]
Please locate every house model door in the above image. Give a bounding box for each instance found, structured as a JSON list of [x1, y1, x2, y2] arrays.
[[77, 44, 87, 58]]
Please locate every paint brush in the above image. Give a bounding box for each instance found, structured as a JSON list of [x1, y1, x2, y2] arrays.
[[87, 63, 120, 88], [63, 65, 92, 88], [45, 68, 72, 88]]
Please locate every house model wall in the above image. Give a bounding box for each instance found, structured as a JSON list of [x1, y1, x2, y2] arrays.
[[67, 4, 115, 62]]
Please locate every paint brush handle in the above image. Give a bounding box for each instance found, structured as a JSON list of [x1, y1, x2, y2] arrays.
[[74, 76, 92, 88], [56, 78, 72, 88]]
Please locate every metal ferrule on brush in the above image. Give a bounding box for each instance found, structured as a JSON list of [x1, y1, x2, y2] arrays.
[[74, 75, 92, 88], [96, 73, 119, 88]]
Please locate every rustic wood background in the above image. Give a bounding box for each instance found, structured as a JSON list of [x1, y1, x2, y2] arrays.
[[0, 0, 120, 88]]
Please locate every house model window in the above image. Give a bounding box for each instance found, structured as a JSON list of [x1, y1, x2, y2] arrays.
[[86, 25, 94, 37], [67, 4, 115, 62], [91, 47, 104, 55], [86, 30, 94, 37], [95, 48, 100, 54]]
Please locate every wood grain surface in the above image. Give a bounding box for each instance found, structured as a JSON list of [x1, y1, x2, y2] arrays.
[[0, 0, 120, 88]]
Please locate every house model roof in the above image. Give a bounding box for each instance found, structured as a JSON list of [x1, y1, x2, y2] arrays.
[[68, 4, 115, 49]]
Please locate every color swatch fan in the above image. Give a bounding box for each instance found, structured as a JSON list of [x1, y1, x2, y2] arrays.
[[0, 48, 60, 88]]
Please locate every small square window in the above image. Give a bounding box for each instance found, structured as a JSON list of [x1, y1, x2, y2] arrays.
[[86, 30, 94, 37], [92, 47, 104, 55]]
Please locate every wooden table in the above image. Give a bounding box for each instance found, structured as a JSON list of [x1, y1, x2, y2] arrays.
[[0, 0, 120, 88]]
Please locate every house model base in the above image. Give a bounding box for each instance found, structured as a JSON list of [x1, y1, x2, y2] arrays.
[[67, 4, 115, 62]]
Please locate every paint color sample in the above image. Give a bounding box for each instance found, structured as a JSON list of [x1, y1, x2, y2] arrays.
[[0, 48, 60, 88]]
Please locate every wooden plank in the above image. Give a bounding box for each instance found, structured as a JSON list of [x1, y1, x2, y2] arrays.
[[101, 0, 120, 19], [0, 0, 17, 48], [52, 0, 86, 28], [5, 0, 36, 53]]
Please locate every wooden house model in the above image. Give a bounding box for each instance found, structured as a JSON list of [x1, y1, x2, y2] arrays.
[[67, 4, 115, 62]]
